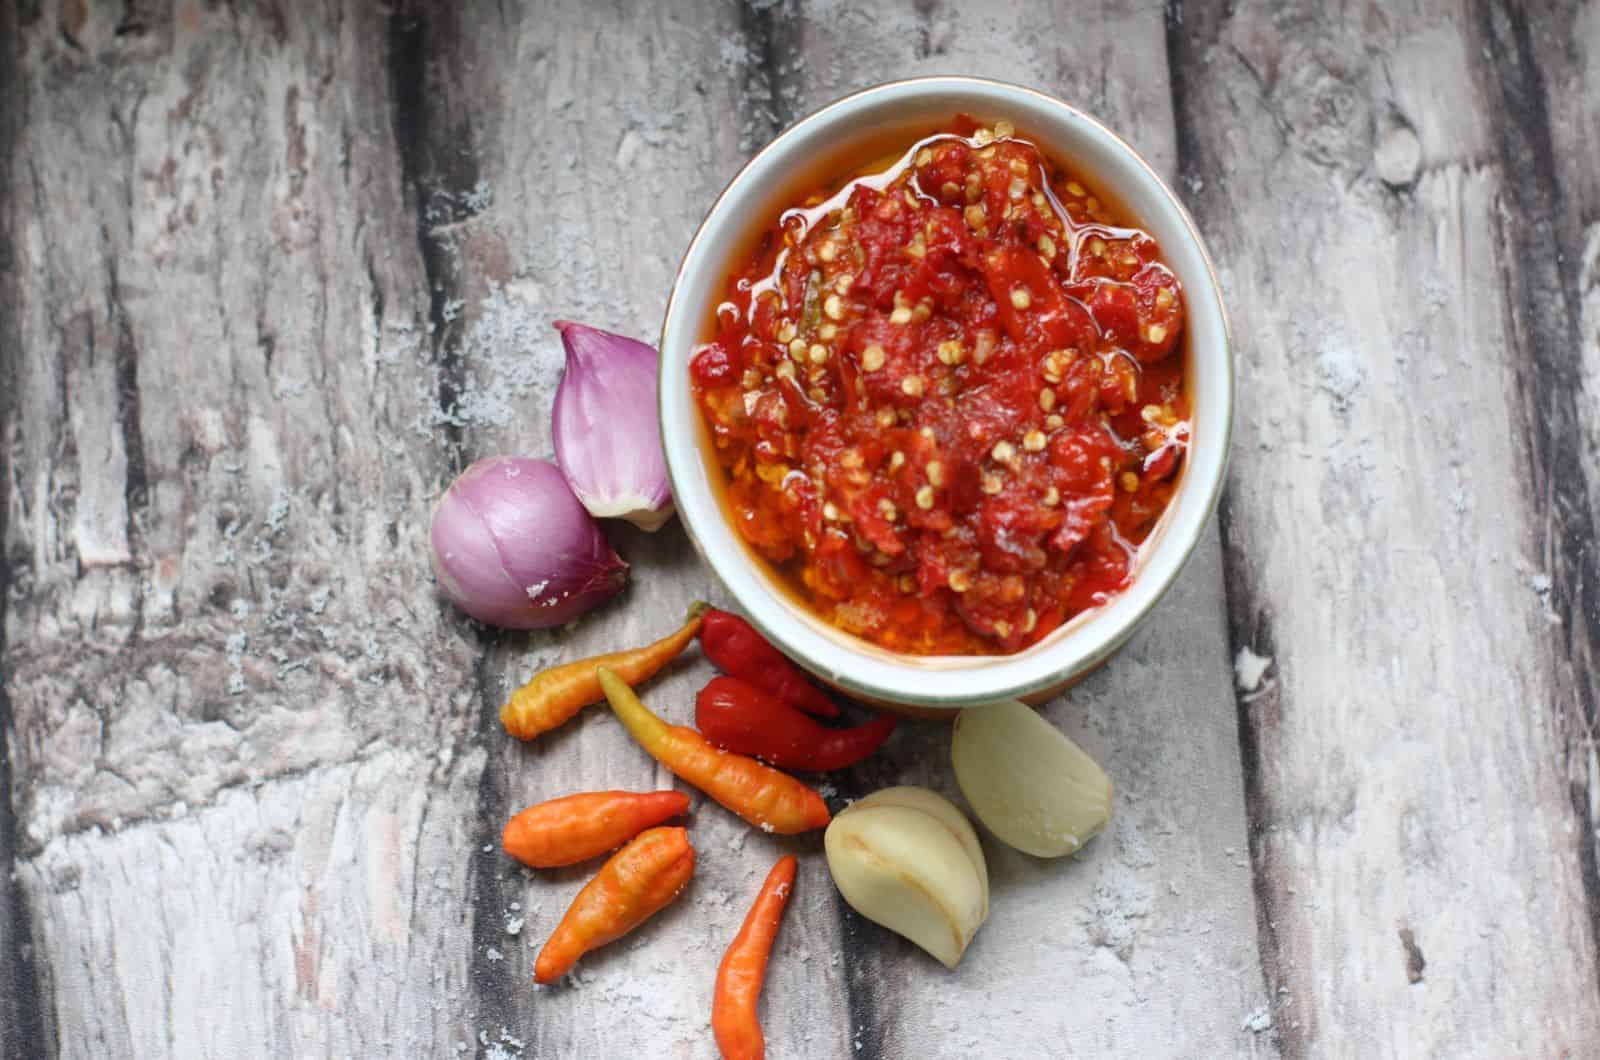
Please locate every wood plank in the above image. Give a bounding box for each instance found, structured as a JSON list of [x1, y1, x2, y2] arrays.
[[1, 3, 484, 1055], [1170, 0, 1600, 1053], [749, 3, 1270, 1056], [380, 1, 860, 1056]]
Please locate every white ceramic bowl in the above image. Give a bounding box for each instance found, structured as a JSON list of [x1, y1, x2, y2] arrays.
[[659, 76, 1231, 710]]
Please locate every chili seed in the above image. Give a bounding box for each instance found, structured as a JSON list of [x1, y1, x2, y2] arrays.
[[808, 386, 826, 401], [889, 451, 906, 471], [840, 448, 863, 469], [824, 294, 844, 321], [1144, 323, 1168, 344], [916, 147, 933, 167], [789, 337, 808, 360], [901, 374, 925, 397], [862, 344, 886, 372], [974, 331, 997, 365], [818, 240, 838, 262], [1156, 288, 1175, 308], [982, 472, 1004, 495], [742, 368, 761, 389], [1046, 414, 1064, 429], [1023, 430, 1046, 452], [915, 485, 935, 510], [878, 498, 898, 520], [898, 575, 916, 593], [919, 426, 936, 440], [912, 301, 932, 322], [926, 460, 945, 486], [1088, 238, 1106, 256], [964, 204, 986, 229], [973, 127, 995, 146], [1008, 177, 1027, 201], [1039, 387, 1056, 411], [777, 321, 797, 343], [1010, 287, 1032, 309], [775, 361, 796, 380], [991, 440, 1016, 463], [1066, 181, 1086, 196], [994, 620, 1012, 638], [890, 305, 913, 325], [835, 273, 855, 294], [1038, 233, 1056, 259], [1043, 486, 1060, 506], [994, 119, 1014, 138], [809, 343, 830, 364], [876, 408, 897, 428], [948, 569, 972, 592], [1120, 472, 1140, 493], [937, 339, 966, 365]]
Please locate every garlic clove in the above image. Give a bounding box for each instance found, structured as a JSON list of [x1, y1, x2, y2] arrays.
[[951, 698, 1113, 858], [847, 785, 988, 918], [825, 786, 988, 968], [552, 321, 675, 532]]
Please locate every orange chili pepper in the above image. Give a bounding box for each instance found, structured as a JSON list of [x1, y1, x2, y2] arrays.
[[533, 826, 696, 984], [501, 602, 707, 740], [597, 668, 831, 835], [503, 790, 691, 869], [713, 855, 797, 1060]]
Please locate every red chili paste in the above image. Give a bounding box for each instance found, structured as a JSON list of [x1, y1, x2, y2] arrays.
[[691, 117, 1189, 655]]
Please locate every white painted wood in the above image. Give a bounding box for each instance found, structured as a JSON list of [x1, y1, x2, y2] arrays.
[[1174, 0, 1600, 1053], [3, 3, 485, 1055]]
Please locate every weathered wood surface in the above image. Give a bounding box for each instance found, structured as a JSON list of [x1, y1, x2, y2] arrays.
[[0, 1, 1596, 1058], [1173, 0, 1600, 1053]]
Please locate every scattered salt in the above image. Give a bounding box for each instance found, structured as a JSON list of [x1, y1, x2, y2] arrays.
[[1241, 1005, 1273, 1033]]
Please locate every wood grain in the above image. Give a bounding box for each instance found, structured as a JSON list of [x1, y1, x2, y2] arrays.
[[3, 2, 484, 1054], [1171, 0, 1600, 1053]]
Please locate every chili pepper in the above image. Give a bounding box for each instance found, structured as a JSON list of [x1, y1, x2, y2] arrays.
[[502, 790, 690, 869], [713, 855, 797, 1060], [698, 608, 840, 718], [696, 676, 897, 772], [501, 602, 707, 740], [533, 826, 696, 984], [597, 667, 831, 835]]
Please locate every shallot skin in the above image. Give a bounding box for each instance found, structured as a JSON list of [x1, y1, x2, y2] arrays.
[[552, 321, 675, 532], [430, 456, 627, 629]]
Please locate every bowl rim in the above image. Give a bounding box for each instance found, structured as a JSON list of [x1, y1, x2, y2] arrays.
[[658, 75, 1233, 708]]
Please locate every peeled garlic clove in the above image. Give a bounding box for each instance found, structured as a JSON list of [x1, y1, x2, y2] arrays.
[[847, 785, 987, 918], [824, 786, 988, 968], [951, 698, 1113, 858]]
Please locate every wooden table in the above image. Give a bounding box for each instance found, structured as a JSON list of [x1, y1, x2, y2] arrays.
[[2, 1, 1596, 1056]]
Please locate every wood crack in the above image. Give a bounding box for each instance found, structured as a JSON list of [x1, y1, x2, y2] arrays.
[[1468, 0, 1600, 998], [736, 0, 799, 145], [386, 1, 477, 470], [1166, 4, 1288, 1055], [0, 0, 53, 1050]]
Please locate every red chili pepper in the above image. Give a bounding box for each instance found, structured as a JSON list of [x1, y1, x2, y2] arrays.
[[699, 609, 840, 718], [695, 676, 897, 772]]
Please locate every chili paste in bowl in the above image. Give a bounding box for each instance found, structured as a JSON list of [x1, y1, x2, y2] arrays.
[[690, 116, 1190, 656]]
